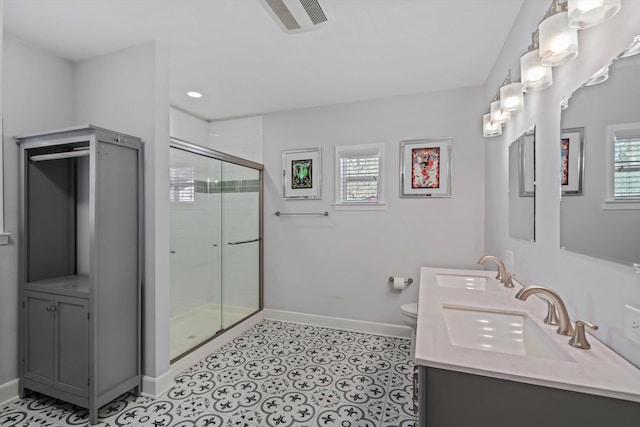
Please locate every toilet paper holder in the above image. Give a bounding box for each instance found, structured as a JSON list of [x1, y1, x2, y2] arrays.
[[388, 277, 413, 286]]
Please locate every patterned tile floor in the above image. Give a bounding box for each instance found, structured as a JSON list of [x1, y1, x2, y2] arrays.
[[0, 319, 416, 427]]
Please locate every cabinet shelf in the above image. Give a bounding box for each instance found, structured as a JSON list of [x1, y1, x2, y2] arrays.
[[24, 275, 90, 298]]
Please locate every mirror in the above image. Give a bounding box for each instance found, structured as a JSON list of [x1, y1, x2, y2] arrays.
[[560, 36, 640, 266], [509, 128, 535, 242]]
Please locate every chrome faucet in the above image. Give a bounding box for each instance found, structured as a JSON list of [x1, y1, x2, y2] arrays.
[[515, 285, 574, 336], [477, 256, 514, 288]]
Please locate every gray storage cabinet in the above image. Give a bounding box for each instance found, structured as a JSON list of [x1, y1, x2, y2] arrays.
[[16, 125, 143, 425]]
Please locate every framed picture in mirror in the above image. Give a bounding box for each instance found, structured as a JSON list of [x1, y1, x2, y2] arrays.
[[561, 127, 584, 195]]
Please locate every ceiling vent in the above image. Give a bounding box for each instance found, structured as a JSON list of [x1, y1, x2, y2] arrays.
[[261, 0, 329, 33]]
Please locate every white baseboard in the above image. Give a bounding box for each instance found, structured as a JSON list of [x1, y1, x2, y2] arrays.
[[141, 368, 174, 399], [263, 309, 411, 338], [170, 311, 264, 376], [0, 378, 20, 405]]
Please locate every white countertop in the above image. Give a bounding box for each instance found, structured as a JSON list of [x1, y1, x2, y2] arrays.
[[414, 266, 640, 402]]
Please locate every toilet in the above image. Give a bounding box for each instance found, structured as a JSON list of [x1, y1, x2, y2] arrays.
[[400, 302, 418, 358]]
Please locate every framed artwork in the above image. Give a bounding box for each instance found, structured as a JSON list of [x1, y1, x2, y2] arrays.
[[282, 147, 322, 200], [400, 138, 451, 198], [561, 127, 585, 195]]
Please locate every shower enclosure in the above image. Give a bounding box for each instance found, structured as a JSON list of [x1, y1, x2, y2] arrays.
[[169, 139, 263, 361]]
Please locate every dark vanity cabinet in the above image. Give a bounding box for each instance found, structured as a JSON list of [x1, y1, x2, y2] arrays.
[[417, 367, 640, 427], [17, 126, 143, 425]]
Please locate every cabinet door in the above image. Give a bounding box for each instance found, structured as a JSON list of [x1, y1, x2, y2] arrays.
[[24, 291, 55, 385], [54, 295, 89, 396]]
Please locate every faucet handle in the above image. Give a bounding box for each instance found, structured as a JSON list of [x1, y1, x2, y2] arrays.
[[569, 320, 599, 350], [502, 273, 514, 288], [538, 295, 560, 326]]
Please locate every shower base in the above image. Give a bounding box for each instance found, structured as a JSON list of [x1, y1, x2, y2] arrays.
[[170, 303, 255, 360]]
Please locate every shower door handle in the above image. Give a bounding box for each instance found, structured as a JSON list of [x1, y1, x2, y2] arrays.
[[228, 238, 262, 246]]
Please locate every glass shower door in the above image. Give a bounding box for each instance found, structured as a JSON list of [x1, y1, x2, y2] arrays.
[[221, 162, 261, 328], [169, 147, 223, 360]]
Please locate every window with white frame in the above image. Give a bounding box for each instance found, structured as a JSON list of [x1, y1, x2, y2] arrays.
[[334, 143, 385, 209], [613, 134, 640, 199], [606, 124, 640, 207]]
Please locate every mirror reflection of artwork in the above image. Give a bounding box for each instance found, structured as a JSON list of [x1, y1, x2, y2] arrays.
[[561, 137, 570, 186], [412, 147, 440, 189], [291, 159, 312, 189]]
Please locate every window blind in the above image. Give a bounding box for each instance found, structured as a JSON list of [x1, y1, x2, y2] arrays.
[[339, 155, 379, 202], [614, 137, 640, 199], [169, 166, 195, 203]]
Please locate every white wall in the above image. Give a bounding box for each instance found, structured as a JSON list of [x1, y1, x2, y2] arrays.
[[0, 33, 74, 399], [209, 116, 263, 163], [73, 42, 173, 392], [263, 87, 486, 325], [170, 106, 208, 146], [484, 0, 640, 368]]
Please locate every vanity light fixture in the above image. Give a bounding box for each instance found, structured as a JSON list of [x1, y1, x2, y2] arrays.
[[490, 100, 511, 125], [567, 0, 621, 29], [500, 71, 525, 114], [539, 0, 579, 67], [187, 91, 203, 98], [521, 31, 553, 92], [483, 0, 624, 139], [483, 113, 502, 137]]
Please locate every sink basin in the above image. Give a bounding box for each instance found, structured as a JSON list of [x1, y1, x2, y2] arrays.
[[442, 305, 572, 361], [436, 273, 493, 291]]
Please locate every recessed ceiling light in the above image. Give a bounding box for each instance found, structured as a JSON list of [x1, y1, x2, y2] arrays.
[[187, 91, 202, 98]]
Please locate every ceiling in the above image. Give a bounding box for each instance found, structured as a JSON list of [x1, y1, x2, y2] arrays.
[[3, 0, 524, 121]]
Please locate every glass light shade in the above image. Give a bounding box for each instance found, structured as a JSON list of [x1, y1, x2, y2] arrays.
[[490, 100, 510, 124], [520, 49, 553, 92], [568, 0, 621, 29], [539, 12, 579, 67], [483, 113, 502, 137], [500, 82, 524, 113]]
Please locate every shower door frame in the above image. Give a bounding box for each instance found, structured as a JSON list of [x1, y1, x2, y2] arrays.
[[169, 137, 264, 362]]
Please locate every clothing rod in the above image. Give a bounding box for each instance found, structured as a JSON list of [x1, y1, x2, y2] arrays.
[[30, 150, 90, 162], [274, 211, 329, 217]]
